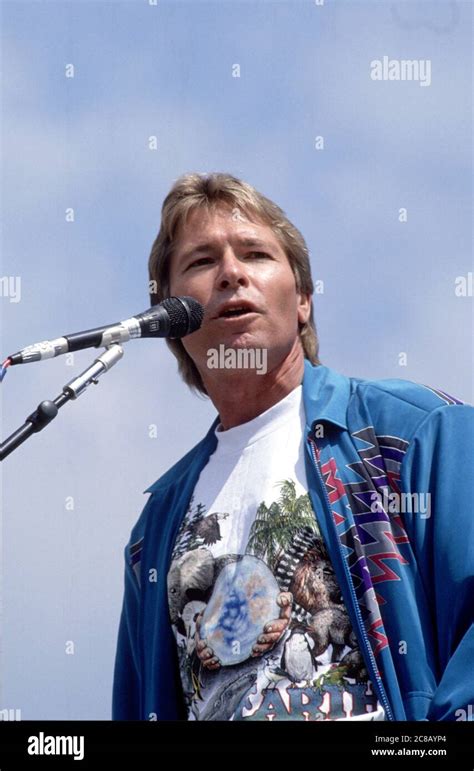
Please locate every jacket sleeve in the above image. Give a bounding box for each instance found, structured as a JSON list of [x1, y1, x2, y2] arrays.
[[400, 403, 474, 721], [112, 544, 142, 720]]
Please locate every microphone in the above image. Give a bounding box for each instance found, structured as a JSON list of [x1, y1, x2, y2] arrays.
[[7, 296, 203, 366]]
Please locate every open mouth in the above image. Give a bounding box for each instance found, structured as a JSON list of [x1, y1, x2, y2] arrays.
[[219, 307, 256, 319]]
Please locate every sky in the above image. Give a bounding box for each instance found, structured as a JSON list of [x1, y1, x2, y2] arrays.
[[0, 0, 472, 719]]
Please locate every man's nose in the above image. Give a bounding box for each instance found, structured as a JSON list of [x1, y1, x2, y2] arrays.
[[216, 248, 249, 290]]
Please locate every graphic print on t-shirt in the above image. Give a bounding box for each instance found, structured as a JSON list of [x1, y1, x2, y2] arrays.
[[167, 479, 382, 721]]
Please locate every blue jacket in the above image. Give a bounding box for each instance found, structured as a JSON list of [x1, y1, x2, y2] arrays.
[[112, 362, 474, 721]]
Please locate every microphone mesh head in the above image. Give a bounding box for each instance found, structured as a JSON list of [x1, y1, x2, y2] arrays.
[[162, 296, 204, 338]]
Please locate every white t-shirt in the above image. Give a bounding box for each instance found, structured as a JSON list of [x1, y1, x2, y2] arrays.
[[167, 385, 385, 721]]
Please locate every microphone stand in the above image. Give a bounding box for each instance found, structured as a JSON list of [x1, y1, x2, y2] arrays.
[[0, 344, 124, 462]]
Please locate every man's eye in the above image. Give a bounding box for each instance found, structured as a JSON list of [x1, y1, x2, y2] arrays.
[[187, 252, 269, 269], [188, 257, 213, 268]]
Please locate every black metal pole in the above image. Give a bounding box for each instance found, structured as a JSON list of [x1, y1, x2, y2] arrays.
[[0, 393, 72, 461], [0, 344, 124, 462]]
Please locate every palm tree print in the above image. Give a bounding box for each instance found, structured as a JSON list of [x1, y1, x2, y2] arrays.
[[245, 479, 320, 570]]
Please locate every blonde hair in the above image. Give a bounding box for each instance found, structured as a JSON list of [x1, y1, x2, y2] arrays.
[[148, 172, 320, 394]]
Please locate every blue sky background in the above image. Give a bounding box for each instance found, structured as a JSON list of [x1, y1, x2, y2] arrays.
[[0, 0, 472, 719]]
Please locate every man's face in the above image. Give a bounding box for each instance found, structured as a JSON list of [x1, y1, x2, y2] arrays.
[[168, 206, 311, 378]]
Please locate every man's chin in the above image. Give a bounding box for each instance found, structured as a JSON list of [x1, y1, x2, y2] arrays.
[[197, 336, 270, 378], [216, 332, 260, 349]]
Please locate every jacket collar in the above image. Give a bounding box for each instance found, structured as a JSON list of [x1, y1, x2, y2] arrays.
[[302, 361, 350, 431], [204, 362, 350, 437]]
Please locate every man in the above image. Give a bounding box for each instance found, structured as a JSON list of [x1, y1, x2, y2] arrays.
[[112, 172, 473, 722]]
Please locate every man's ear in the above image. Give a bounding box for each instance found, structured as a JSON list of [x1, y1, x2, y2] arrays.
[[297, 292, 312, 326]]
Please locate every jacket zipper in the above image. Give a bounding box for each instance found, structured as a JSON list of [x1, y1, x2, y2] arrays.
[[307, 433, 395, 722]]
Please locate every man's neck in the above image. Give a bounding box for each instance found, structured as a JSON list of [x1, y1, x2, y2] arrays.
[[201, 344, 305, 430]]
